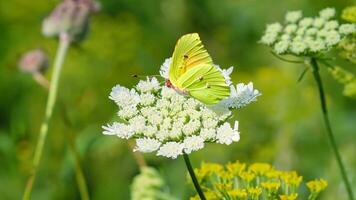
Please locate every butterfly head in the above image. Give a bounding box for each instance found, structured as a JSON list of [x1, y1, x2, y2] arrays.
[[166, 79, 188, 95]]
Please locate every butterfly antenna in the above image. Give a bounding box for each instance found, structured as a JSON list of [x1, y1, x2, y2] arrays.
[[131, 74, 162, 79]]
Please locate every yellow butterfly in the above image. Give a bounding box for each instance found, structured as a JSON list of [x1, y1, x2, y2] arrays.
[[166, 33, 230, 105]]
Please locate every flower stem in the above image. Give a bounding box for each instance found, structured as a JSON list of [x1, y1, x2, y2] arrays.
[[23, 32, 71, 200], [128, 140, 147, 169], [59, 102, 90, 200], [183, 154, 206, 200], [310, 57, 354, 200]]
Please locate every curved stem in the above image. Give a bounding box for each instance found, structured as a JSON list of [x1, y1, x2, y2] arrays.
[[183, 154, 206, 200], [128, 140, 147, 169], [270, 51, 304, 63], [59, 102, 90, 200], [31, 73, 90, 200], [310, 58, 354, 200], [23, 33, 71, 200]]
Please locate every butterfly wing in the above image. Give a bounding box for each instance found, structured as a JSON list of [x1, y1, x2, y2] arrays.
[[169, 33, 213, 85], [176, 65, 230, 105]]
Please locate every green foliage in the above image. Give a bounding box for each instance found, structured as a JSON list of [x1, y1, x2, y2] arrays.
[[131, 167, 177, 200], [0, 0, 355, 199]]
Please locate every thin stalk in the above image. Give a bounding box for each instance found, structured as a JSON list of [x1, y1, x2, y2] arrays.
[[32, 72, 90, 200], [23, 32, 71, 200], [310, 58, 354, 200], [127, 140, 147, 169], [66, 130, 90, 200], [59, 102, 90, 200], [183, 154, 206, 200]]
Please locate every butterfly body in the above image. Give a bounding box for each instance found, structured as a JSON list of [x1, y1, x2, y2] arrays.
[[167, 33, 230, 105]]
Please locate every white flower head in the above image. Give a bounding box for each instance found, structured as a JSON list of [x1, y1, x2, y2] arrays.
[[324, 20, 338, 30], [216, 121, 240, 145], [220, 82, 261, 109], [157, 142, 184, 159], [285, 10, 303, 23], [260, 32, 278, 45], [319, 7, 335, 20], [102, 123, 134, 139], [109, 85, 140, 108], [136, 77, 160, 93], [215, 65, 234, 85], [299, 17, 313, 27], [284, 24, 298, 34], [274, 41, 289, 54], [134, 138, 162, 153], [313, 17, 325, 28], [183, 136, 205, 154], [339, 24, 356, 35], [266, 23, 283, 34], [291, 40, 307, 54], [160, 57, 171, 79], [324, 30, 340, 46]]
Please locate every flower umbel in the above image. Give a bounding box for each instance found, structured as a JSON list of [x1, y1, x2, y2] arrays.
[[103, 60, 259, 158], [260, 8, 356, 56]]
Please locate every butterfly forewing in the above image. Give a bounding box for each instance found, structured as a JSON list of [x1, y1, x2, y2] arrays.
[[169, 33, 213, 85]]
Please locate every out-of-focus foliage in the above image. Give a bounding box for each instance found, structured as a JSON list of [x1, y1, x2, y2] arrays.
[[338, 6, 356, 64], [131, 167, 177, 200], [329, 67, 356, 98], [0, 0, 355, 200], [190, 161, 327, 200]]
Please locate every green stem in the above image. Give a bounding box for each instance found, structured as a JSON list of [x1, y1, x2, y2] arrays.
[[59, 102, 90, 200], [23, 32, 71, 200], [67, 132, 90, 200], [310, 58, 354, 200], [183, 154, 206, 200]]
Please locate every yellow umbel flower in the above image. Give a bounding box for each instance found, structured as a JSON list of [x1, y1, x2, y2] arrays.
[[195, 162, 224, 181], [281, 171, 303, 187], [219, 170, 234, 180], [239, 171, 256, 182], [265, 168, 282, 179], [214, 182, 233, 191], [228, 189, 248, 199], [190, 161, 327, 200], [307, 179, 328, 193], [247, 187, 262, 198], [249, 163, 272, 176], [279, 193, 298, 200], [261, 181, 281, 191], [342, 6, 356, 23], [226, 161, 246, 175], [190, 190, 220, 200]]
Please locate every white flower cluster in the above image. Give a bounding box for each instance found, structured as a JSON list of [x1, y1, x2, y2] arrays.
[[219, 83, 261, 109], [103, 79, 241, 159], [260, 8, 356, 55], [103, 59, 260, 159]]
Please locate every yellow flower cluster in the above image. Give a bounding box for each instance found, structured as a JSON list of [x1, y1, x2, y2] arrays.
[[342, 6, 356, 23], [339, 6, 356, 64], [190, 161, 327, 200], [307, 179, 328, 193]]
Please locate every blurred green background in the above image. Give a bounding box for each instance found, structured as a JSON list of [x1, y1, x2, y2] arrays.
[[0, 0, 355, 199]]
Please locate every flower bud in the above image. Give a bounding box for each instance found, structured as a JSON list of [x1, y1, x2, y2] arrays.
[[42, 0, 99, 42], [18, 49, 49, 74]]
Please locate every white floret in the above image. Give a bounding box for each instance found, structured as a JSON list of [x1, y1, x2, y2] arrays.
[[157, 142, 184, 159]]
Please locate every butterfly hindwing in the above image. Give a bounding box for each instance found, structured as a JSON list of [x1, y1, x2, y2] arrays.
[[169, 33, 213, 85], [176, 65, 230, 105]]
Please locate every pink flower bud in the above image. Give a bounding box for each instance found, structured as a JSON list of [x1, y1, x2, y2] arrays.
[[42, 0, 99, 42], [18, 49, 49, 74]]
